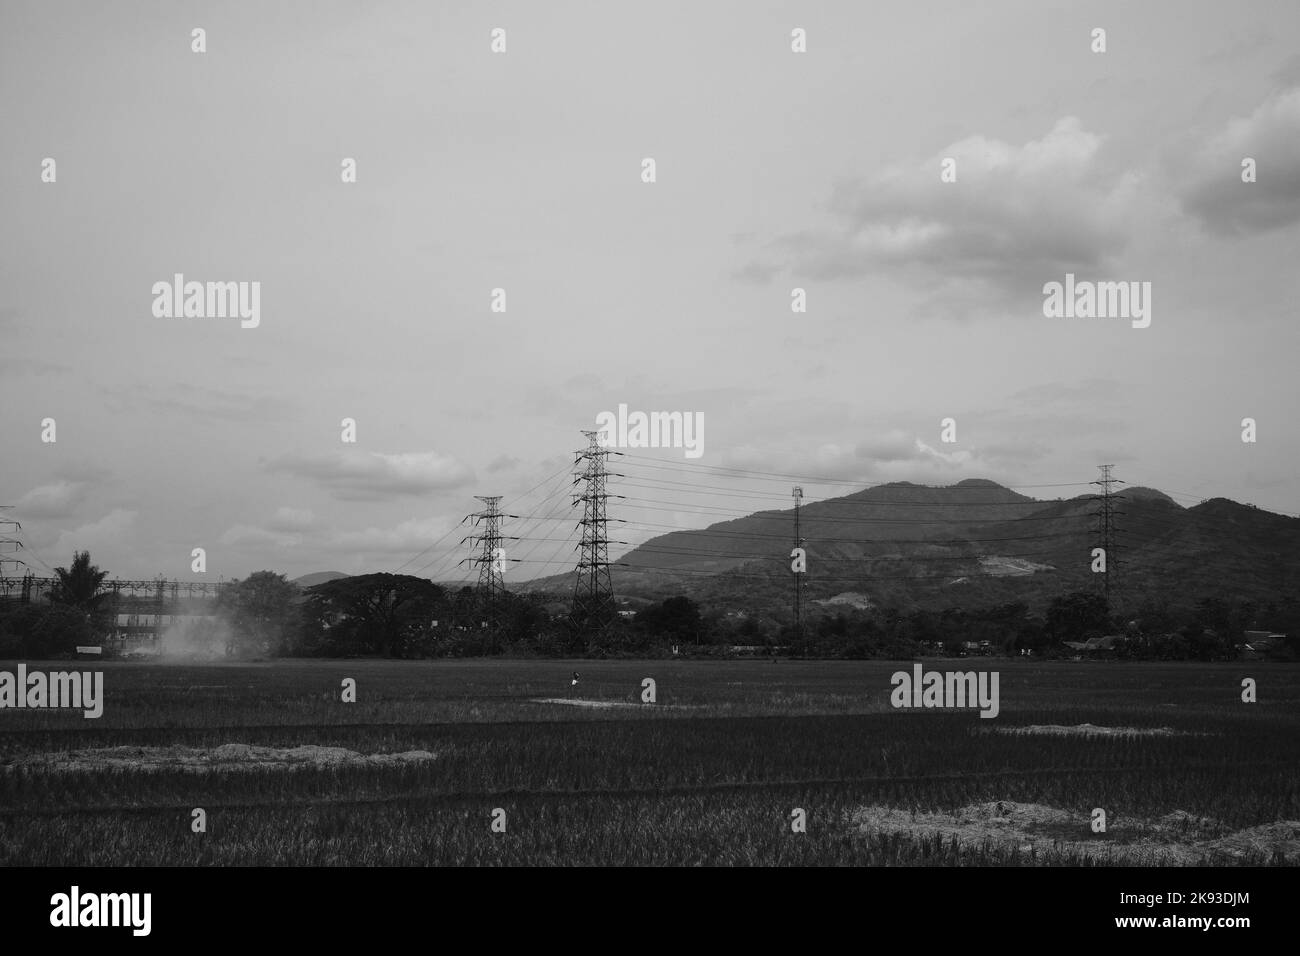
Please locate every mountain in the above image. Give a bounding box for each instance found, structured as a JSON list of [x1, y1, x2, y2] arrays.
[[542, 479, 1300, 614], [292, 571, 350, 589]]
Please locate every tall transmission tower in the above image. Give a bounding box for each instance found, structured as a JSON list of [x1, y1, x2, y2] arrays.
[[792, 486, 805, 648], [460, 495, 518, 647], [0, 508, 23, 577], [1090, 464, 1126, 606], [570, 429, 623, 649]]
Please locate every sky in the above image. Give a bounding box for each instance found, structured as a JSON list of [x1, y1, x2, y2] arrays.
[[2, 0, 1298, 584]]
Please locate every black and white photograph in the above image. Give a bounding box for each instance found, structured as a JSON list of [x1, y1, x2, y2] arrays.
[[1, 0, 1296, 934]]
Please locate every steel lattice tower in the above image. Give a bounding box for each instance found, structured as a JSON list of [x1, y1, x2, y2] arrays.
[[0, 508, 24, 578], [1090, 464, 1126, 606], [469, 496, 506, 605], [460, 496, 517, 638], [570, 430, 619, 647]]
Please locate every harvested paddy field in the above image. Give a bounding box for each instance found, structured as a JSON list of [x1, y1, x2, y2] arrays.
[[1, 659, 1297, 865]]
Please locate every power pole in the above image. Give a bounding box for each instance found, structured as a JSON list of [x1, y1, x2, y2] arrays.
[[792, 486, 805, 651], [460, 495, 519, 652], [570, 429, 623, 650], [1090, 464, 1126, 607]]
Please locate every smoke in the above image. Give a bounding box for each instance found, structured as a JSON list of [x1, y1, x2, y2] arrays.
[[158, 615, 231, 661]]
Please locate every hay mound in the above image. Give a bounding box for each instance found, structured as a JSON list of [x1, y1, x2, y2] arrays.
[[850, 800, 1297, 864], [529, 698, 644, 708], [994, 723, 1196, 737], [5, 744, 436, 773]]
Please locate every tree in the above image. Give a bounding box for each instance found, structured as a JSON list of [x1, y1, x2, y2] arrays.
[[0, 604, 91, 658], [28, 605, 93, 658], [218, 571, 298, 657], [1046, 590, 1112, 644], [299, 573, 447, 658], [637, 595, 703, 644], [49, 550, 111, 635]]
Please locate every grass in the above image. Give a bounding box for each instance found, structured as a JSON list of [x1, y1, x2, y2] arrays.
[[1, 658, 1297, 865]]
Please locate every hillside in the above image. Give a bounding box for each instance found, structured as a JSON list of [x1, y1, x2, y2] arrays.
[[522, 480, 1300, 614]]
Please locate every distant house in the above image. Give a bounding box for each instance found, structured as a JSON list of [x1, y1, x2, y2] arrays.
[[1063, 635, 1126, 656], [1237, 633, 1286, 660]]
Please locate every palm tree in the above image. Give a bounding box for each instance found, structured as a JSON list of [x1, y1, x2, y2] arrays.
[[50, 550, 109, 616]]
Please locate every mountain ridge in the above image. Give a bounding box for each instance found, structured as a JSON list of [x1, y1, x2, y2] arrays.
[[518, 478, 1299, 612]]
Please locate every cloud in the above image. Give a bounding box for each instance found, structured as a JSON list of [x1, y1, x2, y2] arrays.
[[1008, 378, 1124, 406], [267, 507, 315, 532], [524, 374, 609, 416], [721, 432, 1012, 488], [1272, 55, 1300, 89], [812, 436, 979, 475], [845, 432, 922, 463], [731, 260, 781, 284], [325, 516, 460, 556], [1178, 87, 1300, 236], [51, 509, 137, 558], [213, 515, 457, 567], [219, 524, 302, 549], [101, 382, 294, 423], [0, 355, 71, 377], [14, 480, 89, 520], [486, 455, 522, 473], [742, 117, 1142, 306], [265, 450, 474, 500]]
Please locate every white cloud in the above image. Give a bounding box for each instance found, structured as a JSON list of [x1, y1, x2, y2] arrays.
[[52, 509, 138, 558], [749, 117, 1144, 304], [219, 524, 302, 549], [1179, 86, 1300, 235], [265, 450, 475, 500], [15, 480, 88, 520], [268, 507, 315, 532]]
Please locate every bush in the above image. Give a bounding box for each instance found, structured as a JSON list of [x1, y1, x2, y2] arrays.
[[2, 604, 95, 659]]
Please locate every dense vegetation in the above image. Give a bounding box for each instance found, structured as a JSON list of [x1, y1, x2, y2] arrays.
[[1, 550, 1296, 661]]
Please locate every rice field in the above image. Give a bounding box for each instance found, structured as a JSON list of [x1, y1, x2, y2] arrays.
[[1, 658, 1297, 865]]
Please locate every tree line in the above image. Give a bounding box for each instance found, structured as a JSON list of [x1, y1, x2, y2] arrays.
[[0, 551, 1295, 661]]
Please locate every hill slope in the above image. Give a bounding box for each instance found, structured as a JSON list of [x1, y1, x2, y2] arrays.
[[531, 480, 1300, 613]]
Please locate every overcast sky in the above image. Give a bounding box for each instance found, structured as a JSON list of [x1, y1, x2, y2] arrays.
[[2, 0, 1298, 584]]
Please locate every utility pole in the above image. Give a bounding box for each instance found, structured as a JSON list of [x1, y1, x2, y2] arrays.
[[460, 495, 519, 652], [570, 429, 623, 650], [1090, 464, 1126, 607], [792, 486, 805, 651]]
